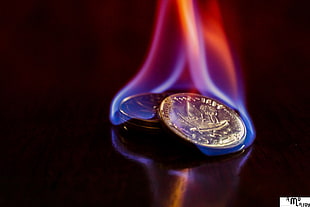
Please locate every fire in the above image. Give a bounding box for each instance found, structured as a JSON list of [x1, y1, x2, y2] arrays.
[[110, 0, 255, 151], [202, 0, 239, 98], [177, 0, 239, 106]]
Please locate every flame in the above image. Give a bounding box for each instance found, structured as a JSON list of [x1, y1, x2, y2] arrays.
[[202, 0, 239, 98], [110, 0, 255, 152], [177, 0, 240, 106]]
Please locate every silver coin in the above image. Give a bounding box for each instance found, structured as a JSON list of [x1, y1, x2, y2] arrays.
[[159, 93, 246, 148], [119, 93, 170, 129]]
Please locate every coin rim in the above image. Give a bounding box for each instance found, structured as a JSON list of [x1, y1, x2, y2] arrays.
[[159, 93, 247, 149]]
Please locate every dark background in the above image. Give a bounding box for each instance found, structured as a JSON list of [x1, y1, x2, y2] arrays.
[[0, 0, 309, 206]]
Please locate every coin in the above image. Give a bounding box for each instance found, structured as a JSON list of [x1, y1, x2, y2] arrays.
[[119, 93, 171, 130], [159, 93, 246, 148]]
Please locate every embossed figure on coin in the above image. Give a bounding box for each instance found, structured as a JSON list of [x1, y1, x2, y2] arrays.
[[176, 103, 229, 134], [201, 105, 218, 123], [193, 104, 229, 132], [159, 93, 246, 148]]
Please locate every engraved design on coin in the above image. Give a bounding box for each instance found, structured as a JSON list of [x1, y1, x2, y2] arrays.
[[159, 93, 246, 148]]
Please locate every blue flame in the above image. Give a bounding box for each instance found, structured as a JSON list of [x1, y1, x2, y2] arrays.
[[109, 0, 255, 155]]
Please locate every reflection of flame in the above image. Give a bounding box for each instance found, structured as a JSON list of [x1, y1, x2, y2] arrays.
[[111, 128, 252, 207], [110, 0, 255, 149], [166, 170, 189, 207]]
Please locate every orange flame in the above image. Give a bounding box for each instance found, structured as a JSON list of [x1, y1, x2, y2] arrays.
[[178, 0, 200, 56], [110, 0, 255, 152], [202, 0, 238, 97], [177, 0, 238, 101]]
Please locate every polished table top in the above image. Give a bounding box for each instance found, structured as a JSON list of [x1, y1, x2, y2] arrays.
[[0, 0, 309, 206]]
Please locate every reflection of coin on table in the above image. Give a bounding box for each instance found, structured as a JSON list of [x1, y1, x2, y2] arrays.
[[159, 93, 246, 149]]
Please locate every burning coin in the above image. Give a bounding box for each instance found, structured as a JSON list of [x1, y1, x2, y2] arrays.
[[159, 93, 246, 149], [119, 93, 171, 130]]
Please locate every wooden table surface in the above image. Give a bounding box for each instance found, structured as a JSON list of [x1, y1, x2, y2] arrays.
[[0, 0, 309, 206]]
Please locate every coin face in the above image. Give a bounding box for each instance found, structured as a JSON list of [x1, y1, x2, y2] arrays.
[[159, 93, 246, 148], [119, 93, 170, 129]]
